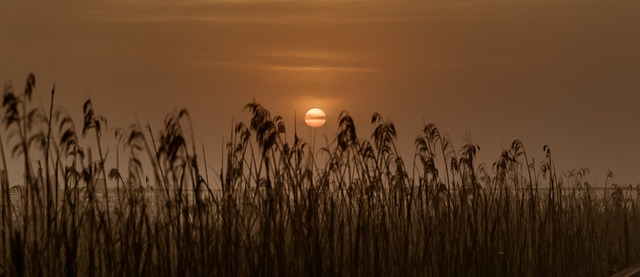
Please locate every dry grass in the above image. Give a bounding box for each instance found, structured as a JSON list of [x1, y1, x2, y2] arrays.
[[1, 74, 639, 276]]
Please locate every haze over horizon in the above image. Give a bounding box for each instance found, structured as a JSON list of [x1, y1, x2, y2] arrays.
[[1, 0, 640, 186]]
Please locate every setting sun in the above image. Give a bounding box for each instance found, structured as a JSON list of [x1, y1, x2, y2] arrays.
[[304, 108, 326, 128]]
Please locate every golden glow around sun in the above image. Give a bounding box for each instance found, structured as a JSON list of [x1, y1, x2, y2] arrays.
[[304, 108, 326, 128]]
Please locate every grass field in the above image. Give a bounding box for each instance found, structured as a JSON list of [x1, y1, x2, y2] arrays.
[[1, 74, 639, 276]]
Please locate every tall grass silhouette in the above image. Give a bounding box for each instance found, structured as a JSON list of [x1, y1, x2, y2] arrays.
[[1, 74, 639, 276]]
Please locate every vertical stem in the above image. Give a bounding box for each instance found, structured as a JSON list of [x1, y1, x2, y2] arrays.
[[45, 86, 55, 228]]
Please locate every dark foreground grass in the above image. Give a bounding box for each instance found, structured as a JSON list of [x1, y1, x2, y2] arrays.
[[1, 74, 639, 276]]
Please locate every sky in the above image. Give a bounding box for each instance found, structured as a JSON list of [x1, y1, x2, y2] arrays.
[[1, 0, 640, 186]]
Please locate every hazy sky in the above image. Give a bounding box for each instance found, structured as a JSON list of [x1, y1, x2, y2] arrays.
[[1, 0, 640, 185]]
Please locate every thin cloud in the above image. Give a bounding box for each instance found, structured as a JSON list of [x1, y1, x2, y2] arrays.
[[261, 65, 378, 73]]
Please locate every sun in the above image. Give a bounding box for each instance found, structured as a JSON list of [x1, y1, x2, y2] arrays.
[[304, 108, 326, 128]]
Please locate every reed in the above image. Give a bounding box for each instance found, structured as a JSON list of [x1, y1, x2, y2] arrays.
[[0, 74, 638, 276]]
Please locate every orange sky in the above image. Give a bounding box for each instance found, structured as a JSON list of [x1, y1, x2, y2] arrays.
[[1, 0, 640, 185]]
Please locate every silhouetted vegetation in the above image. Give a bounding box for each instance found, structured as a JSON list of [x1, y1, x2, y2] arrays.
[[1, 74, 639, 276]]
